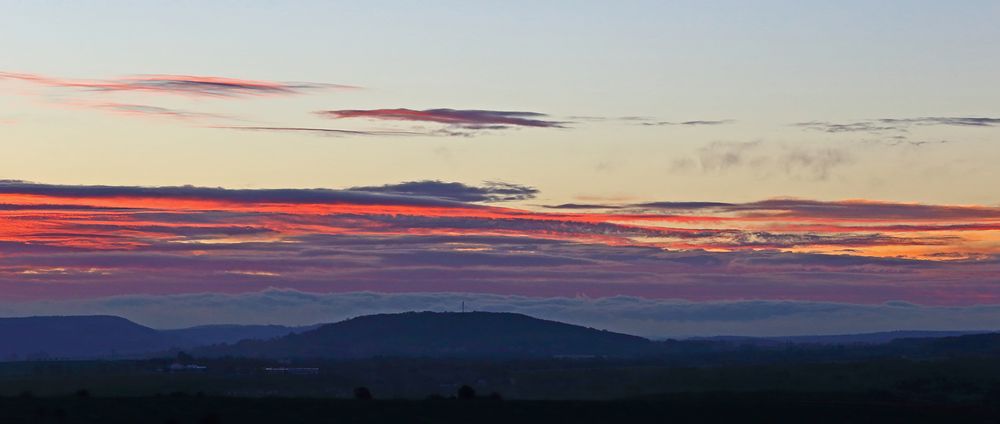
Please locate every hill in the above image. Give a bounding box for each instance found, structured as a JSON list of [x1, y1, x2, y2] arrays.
[[889, 332, 1000, 356], [197, 312, 655, 359], [4, 313, 995, 362], [0, 316, 177, 359], [690, 330, 988, 346], [0, 317, 315, 360], [161, 324, 318, 346]]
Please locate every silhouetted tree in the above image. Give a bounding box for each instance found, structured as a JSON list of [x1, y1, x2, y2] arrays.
[[488, 391, 503, 401], [353, 386, 373, 400], [457, 385, 476, 400], [176, 351, 194, 364], [75, 389, 90, 398]]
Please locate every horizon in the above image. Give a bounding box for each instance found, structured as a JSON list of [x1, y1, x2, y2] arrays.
[[2, 1, 999, 337], [2, 309, 991, 343], [1, 297, 996, 339]]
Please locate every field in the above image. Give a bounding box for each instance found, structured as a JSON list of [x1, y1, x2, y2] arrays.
[[0, 356, 999, 422], [3, 394, 999, 424]]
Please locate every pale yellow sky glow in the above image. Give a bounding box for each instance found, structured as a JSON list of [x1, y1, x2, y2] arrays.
[[1, 2, 998, 207], [1, 2, 999, 321]]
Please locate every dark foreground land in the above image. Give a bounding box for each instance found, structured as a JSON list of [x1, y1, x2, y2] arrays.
[[3, 315, 1000, 422], [5, 357, 1000, 400], [2, 394, 999, 424], [1, 357, 1000, 423]]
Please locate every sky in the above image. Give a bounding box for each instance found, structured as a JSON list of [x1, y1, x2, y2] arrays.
[[1, 1, 999, 336]]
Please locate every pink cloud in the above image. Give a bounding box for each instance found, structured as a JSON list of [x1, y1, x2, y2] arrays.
[[1, 181, 998, 304], [0, 71, 356, 98]]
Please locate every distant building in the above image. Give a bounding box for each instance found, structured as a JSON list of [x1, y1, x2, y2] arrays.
[[263, 367, 320, 375]]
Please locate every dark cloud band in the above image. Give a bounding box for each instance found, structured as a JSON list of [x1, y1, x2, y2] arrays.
[[318, 108, 566, 129], [350, 180, 538, 203]]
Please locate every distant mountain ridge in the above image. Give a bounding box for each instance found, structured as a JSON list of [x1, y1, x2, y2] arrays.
[[2, 313, 997, 361], [0, 316, 308, 359], [0, 315, 175, 359], [197, 311, 655, 359], [689, 330, 990, 345], [889, 332, 1000, 356]]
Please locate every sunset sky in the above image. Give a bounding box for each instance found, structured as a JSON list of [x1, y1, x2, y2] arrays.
[[2, 1, 999, 336]]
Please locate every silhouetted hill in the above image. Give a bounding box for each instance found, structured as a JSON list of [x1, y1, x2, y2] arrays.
[[889, 332, 1000, 356], [198, 312, 655, 359], [4, 313, 996, 362], [162, 324, 318, 346], [0, 316, 177, 359], [0, 317, 318, 360]]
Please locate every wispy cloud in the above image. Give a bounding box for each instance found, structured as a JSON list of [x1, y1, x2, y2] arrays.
[[795, 117, 1000, 134], [630, 201, 735, 210], [212, 126, 426, 137], [542, 203, 624, 210], [351, 180, 538, 203], [0, 71, 352, 98], [638, 119, 735, 127], [85, 102, 227, 121], [575, 197, 1000, 222], [794, 121, 900, 133], [215, 126, 423, 137], [568, 116, 734, 127], [678, 140, 852, 180], [317, 108, 566, 136], [718, 198, 1000, 221], [0, 180, 468, 206], [320, 108, 565, 128]]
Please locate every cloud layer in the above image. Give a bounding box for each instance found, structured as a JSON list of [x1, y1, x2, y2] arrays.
[[1, 181, 998, 305]]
